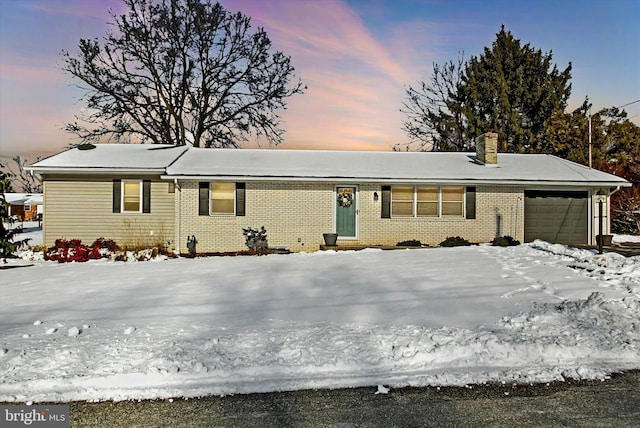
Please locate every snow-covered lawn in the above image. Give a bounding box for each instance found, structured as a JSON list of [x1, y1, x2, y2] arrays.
[[0, 241, 638, 403]]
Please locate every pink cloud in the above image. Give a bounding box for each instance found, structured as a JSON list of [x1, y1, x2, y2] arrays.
[[220, 0, 423, 150], [230, 0, 412, 84], [1, 0, 442, 155]]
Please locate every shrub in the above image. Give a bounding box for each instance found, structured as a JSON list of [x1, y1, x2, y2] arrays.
[[89, 237, 119, 259], [242, 226, 268, 250], [439, 236, 472, 247], [45, 238, 118, 263], [45, 239, 88, 263], [491, 236, 521, 247], [396, 239, 422, 247]]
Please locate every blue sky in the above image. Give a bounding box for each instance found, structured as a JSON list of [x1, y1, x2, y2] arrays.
[[1, 0, 638, 157]]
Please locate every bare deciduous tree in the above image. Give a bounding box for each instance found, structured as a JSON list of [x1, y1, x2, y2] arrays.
[[62, 0, 305, 148], [398, 53, 468, 152], [0, 156, 42, 193]]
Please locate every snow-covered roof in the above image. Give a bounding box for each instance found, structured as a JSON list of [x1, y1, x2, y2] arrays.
[[27, 144, 630, 187], [28, 144, 188, 173], [3, 193, 43, 205], [165, 148, 630, 187], [23, 194, 43, 205]]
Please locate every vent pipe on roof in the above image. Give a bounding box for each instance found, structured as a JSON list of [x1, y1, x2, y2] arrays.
[[475, 132, 498, 166]]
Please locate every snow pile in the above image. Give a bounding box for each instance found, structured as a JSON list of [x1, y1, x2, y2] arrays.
[[529, 240, 640, 295], [613, 234, 640, 244], [0, 243, 638, 402]]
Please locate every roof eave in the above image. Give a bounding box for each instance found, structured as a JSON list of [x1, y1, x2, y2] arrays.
[[161, 174, 631, 187], [28, 167, 166, 174]]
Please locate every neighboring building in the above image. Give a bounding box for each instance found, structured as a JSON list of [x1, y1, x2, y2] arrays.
[[28, 133, 630, 253], [4, 193, 43, 221]]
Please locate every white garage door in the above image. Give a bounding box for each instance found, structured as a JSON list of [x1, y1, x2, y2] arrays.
[[524, 190, 588, 245]]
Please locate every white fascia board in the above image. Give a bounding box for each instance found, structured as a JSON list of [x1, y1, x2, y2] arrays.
[[28, 167, 166, 174], [161, 175, 630, 187]]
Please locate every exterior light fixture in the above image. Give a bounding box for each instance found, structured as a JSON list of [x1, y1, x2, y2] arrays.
[[373, 192, 379, 202]]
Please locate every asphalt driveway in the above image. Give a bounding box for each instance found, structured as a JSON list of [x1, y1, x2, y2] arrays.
[[68, 370, 640, 427]]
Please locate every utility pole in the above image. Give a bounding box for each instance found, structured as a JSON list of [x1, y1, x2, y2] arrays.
[[588, 109, 592, 169]]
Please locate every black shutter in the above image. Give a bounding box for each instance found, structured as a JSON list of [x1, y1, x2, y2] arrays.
[[236, 182, 246, 216], [112, 179, 121, 213], [381, 185, 391, 218], [198, 182, 209, 216], [142, 180, 151, 213], [465, 186, 476, 219]]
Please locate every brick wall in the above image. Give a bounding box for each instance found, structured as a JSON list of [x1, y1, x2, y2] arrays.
[[358, 184, 523, 246], [177, 180, 525, 253], [177, 181, 334, 253]]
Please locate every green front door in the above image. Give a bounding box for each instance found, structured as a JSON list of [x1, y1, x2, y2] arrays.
[[336, 186, 357, 238]]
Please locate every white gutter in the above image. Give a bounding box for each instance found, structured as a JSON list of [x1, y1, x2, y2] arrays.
[[160, 175, 631, 187], [173, 179, 181, 256], [27, 167, 167, 174], [609, 185, 623, 195]]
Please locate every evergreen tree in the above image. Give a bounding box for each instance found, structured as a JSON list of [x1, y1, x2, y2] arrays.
[[540, 101, 640, 233], [401, 26, 572, 153], [1, 165, 30, 262], [460, 26, 572, 153], [595, 108, 640, 233]]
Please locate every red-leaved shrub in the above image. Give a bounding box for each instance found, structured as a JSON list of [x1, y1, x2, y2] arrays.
[[45, 238, 118, 263]]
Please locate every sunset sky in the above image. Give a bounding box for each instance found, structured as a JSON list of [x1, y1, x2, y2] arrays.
[[1, 0, 639, 158]]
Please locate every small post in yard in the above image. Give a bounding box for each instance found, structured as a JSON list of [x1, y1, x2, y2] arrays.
[[187, 235, 197, 256]]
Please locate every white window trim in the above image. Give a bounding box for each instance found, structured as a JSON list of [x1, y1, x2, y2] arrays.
[[209, 182, 236, 216], [391, 186, 466, 219], [121, 179, 143, 213]]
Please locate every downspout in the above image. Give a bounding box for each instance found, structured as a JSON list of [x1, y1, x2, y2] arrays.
[[175, 179, 181, 256]]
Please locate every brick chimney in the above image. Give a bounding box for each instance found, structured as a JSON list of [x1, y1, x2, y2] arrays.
[[475, 132, 498, 166]]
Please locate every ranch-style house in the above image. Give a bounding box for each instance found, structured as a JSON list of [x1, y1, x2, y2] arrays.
[[28, 133, 630, 254]]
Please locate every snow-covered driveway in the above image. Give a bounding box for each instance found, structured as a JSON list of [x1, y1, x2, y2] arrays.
[[1, 242, 638, 402]]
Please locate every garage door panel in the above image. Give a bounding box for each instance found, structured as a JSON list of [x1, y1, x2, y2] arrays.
[[524, 195, 588, 245]]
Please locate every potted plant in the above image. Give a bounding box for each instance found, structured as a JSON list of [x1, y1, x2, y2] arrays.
[[596, 234, 613, 246], [323, 233, 338, 246]]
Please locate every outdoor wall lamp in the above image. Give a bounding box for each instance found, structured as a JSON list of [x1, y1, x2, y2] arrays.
[[373, 192, 379, 202]]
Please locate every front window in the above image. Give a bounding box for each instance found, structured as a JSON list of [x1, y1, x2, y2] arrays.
[[391, 186, 464, 218], [417, 186, 439, 217], [210, 183, 235, 215], [122, 180, 141, 212], [391, 186, 414, 217], [442, 187, 464, 216]]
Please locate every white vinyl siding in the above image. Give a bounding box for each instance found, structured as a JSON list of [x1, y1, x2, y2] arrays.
[[42, 176, 174, 249]]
